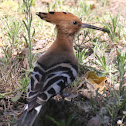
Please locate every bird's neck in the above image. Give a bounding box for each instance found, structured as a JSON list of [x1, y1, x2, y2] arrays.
[[55, 32, 74, 51]]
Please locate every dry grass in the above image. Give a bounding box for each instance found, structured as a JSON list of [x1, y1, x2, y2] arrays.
[[0, 0, 126, 125]]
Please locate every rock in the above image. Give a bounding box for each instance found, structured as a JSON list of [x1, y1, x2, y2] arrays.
[[33, 99, 91, 126], [86, 115, 101, 126]]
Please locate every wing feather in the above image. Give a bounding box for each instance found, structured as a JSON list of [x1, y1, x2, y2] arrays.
[[27, 61, 78, 111]]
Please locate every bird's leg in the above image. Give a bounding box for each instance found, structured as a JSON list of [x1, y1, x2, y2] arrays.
[[60, 91, 65, 106], [60, 90, 71, 99], [60, 91, 71, 106]]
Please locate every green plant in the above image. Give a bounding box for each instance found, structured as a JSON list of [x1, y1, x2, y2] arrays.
[[116, 49, 126, 96], [104, 89, 126, 125], [23, 0, 35, 69], [47, 114, 75, 126], [98, 49, 126, 125], [48, 0, 63, 11], [79, 0, 92, 18], [91, 41, 112, 74], [20, 76, 30, 91], [11, 76, 29, 102], [104, 14, 121, 42], [74, 31, 91, 64], [75, 48, 88, 65], [6, 19, 21, 47], [2, 18, 22, 64], [0, 75, 29, 100], [95, 53, 109, 74], [2, 46, 12, 64]]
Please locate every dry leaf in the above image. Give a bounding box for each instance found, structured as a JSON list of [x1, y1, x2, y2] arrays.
[[85, 71, 107, 92], [79, 89, 94, 99]]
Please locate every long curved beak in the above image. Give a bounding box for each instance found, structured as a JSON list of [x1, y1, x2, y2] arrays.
[[82, 23, 110, 33]]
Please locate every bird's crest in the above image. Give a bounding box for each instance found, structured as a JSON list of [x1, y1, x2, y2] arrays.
[[36, 11, 110, 34], [36, 11, 81, 25], [36, 12, 83, 35]]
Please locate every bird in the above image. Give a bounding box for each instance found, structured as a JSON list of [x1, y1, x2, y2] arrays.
[[15, 11, 109, 126]]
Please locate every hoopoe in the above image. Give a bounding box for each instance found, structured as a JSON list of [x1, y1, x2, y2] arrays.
[[16, 12, 109, 126]]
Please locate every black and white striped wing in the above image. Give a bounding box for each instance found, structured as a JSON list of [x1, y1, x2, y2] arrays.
[[26, 61, 78, 111]]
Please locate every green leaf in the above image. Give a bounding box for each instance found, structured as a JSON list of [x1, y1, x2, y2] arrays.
[[32, 28, 35, 37], [66, 114, 75, 126], [11, 91, 23, 102], [23, 20, 28, 31], [23, 35, 29, 46], [47, 116, 61, 126], [0, 94, 3, 98]]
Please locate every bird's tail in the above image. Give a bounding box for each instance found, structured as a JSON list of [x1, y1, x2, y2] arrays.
[[14, 105, 42, 126]]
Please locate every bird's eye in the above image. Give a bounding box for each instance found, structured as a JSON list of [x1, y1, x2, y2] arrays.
[[73, 21, 77, 25]]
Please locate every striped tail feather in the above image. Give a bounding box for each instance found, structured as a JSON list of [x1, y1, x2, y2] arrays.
[[15, 105, 42, 126]]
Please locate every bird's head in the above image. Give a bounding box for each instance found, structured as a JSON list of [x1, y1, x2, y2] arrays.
[[36, 11, 109, 36]]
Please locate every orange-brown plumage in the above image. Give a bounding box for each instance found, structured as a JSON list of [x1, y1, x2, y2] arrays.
[[16, 12, 109, 126], [36, 12, 82, 35], [36, 12, 82, 67]]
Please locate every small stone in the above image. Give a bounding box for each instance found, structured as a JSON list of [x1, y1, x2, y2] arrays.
[[87, 115, 101, 126], [117, 120, 122, 125], [123, 111, 126, 115]]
